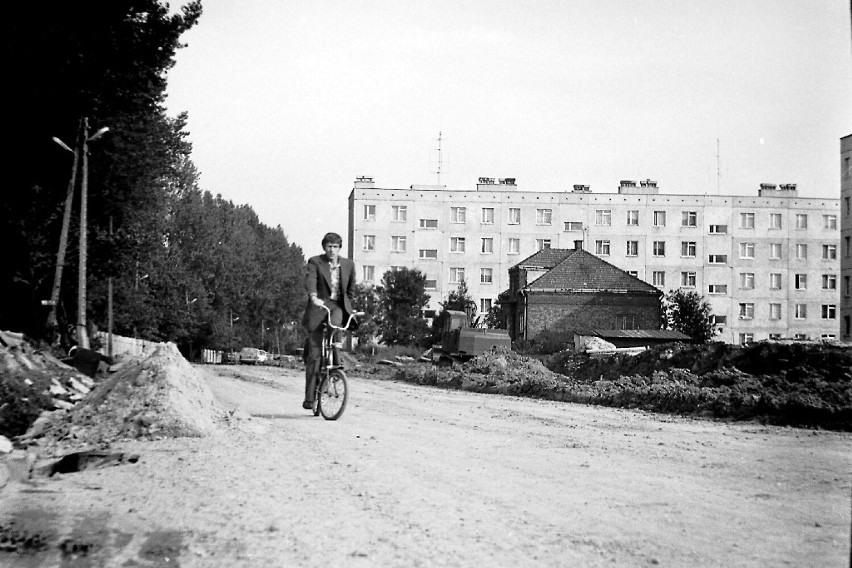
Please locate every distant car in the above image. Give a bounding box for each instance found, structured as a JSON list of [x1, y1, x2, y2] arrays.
[[225, 351, 240, 364], [239, 347, 268, 365]]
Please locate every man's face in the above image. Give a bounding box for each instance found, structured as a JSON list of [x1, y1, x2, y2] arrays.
[[324, 242, 341, 261]]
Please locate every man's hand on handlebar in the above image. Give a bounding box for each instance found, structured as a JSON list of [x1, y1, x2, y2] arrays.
[[311, 295, 325, 308]]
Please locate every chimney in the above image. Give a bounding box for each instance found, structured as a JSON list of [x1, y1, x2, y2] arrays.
[[354, 176, 375, 189], [572, 184, 591, 193], [618, 179, 658, 195]]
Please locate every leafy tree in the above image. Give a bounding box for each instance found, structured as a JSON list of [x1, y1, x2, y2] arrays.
[[430, 279, 477, 344], [351, 283, 380, 346], [482, 291, 510, 330], [663, 289, 714, 342], [376, 268, 431, 346]]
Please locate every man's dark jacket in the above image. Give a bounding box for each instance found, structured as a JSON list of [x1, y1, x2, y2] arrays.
[[301, 254, 356, 332]]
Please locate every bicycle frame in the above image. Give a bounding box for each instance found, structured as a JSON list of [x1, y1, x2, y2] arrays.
[[312, 305, 363, 420]]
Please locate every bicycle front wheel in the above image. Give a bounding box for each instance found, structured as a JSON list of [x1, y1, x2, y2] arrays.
[[318, 369, 348, 421]]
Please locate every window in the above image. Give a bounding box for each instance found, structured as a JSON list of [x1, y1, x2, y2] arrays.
[[481, 208, 494, 224], [480, 298, 492, 313], [795, 304, 807, 319], [708, 254, 727, 264], [392, 205, 407, 222], [653, 241, 666, 256], [363, 204, 376, 221], [481, 238, 493, 254], [710, 315, 727, 326], [627, 270, 638, 277], [537, 239, 552, 251], [626, 241, 638, 256], [796, 244, 808, 259], [739, 242, 755, 259], [626, 210, 639, 226], [795, 214, 808, 229], [769, 333, 782, 340], [739, 272, 755, 289], [845, 276, 851, 297], [595, 240, 610, 256], [508, 208, 521, 225], [508, 238, 520, 254], [653, 211, 666, 226], [795, 274, 807, 290], [769, 273, 782, 290], [846, 237, 851, 258], [362, 265, 375, 281], [363, 235, 376, 251], [652, 271, 665, 287], [823, 215, 837, 230], [822, 244, 837, 260], [822, 274, 837, 290], [794, 333, 808, 340], [682, 211, 697, 227], [419, 218, 438, 229], [708, 284, 727, 294], [739, 333, 754, 345], [680, 241, 696, 257], [769, 213, 782, 229], [740, 212, 755, 229], [681, 272, 696, 287], [769, 243, 782, 259], [822, 305, 837, 319], [739, 303, 754, 320], [536, 209, 552, 225], [449, 267, 465, 283], [424, 279, 437, 290], [709, 224, 728, 234], [450, 237, 466, 253], [564, 221, 583, 231], [451, 207, 466, 223], [480, 268, 493, 284], [419, 249, 437, 260], [595, 210, 611, 226], [391, 236, 406, 252]]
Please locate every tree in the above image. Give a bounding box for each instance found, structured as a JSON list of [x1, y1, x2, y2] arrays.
[[431, 279, 477, 344], [482, 291, 510, 330], [376, 268, 431, 346], [663, 289, 714, 342], [351, 283, 380, 346]]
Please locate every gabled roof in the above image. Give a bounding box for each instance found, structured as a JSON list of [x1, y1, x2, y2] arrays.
[[524, 249, 660, 295], [511, 248, 576, 270]]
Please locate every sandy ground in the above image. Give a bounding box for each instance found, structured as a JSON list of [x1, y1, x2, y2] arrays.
[[1, 363, 850, 567]]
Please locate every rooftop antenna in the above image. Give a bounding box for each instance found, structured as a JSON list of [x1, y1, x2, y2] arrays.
[[435, 131, 443, 185], [716, 137, 721, 194]]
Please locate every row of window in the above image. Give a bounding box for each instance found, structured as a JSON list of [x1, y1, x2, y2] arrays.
[[361, 265, 496, 286], [363, 204, 839, 230], [736, 332, 837, 345], [737, 303, 837, 320]]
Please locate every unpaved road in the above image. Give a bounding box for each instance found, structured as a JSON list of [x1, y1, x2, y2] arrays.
[[2, 364, 850, 567]]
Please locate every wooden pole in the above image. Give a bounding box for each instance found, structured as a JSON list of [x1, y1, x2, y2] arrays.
[[77, 117, 90, 349]]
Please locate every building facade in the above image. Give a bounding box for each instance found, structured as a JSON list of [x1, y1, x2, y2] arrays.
[[348, 176, 840, 344], [841, 134, 852, 342]]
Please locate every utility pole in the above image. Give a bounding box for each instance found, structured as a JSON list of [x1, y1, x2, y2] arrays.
[[77, 118, 91, 349]]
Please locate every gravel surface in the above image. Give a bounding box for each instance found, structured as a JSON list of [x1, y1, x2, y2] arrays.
[[1, 363, 849, 567]]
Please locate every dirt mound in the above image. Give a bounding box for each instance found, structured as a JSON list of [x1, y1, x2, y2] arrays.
[[20, 343, 226, 456]]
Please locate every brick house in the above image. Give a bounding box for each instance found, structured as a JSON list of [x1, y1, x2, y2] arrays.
[[501, 247, 664, 341]]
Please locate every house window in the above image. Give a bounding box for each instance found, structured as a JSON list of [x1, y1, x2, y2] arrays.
[[363, 204, 376, 221], [391, 236, 406, 252], [795, 214, 807, 229], [626, 241, 639, 256], [508, 208, 521, 225], [739, 242, 755, 259], [822, 244, 837, 260], [822, 274, 837, 290], [595, 210, 611, 226], [392, 205, 407, 222], [740, 212, 755, 229], [708, 254, 727, 264], [823, 215, 837, 230], [652, 271, 665, 287], [480, 298, 492, 313], [363, 235, 376, 251], [822, 305, 837, 319], [711, 315, 727, 326], [769, 333, 782, 340], [739, 303, 754, 320], [653, 211, 666, 227], [769, 273, 782, 290], [536, 209, 552, 225], [362, 265, 375, 281], [794, 333, 808, 340], [681, 272, 696, 287], [795, 304, 807, 319], [480, 268, 493, 284], [419, 218, 438, 229], [739, 333, 754, 345], [449, 267, 465, 283], [481, 238, 493, 254], [595, 240, 610, 256], [424, 279, 437, 290], [769, 243, 782, 259], [419, 249, 438, 260], [537, 239, 552, 251], [796, 244, 808, 259], [653, 241, 666, 256], [795, 273, 807, 290], [739, 272, 755, 289], [508, 238, 520, 254], [627, 270, 638, 277], [769, 213, 782, 229], [708, 284, 727, 294], [481, 208, 494, 224], [564, 221, 583, 231], [680, 241, 696, 257], [450, 237, 466, 253], [626, 210, 639, 226], [709, 224, 728, 234], [682, 211, 697, 227], [451, 207, 466, 223]]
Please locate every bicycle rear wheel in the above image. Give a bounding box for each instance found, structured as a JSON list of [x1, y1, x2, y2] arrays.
[[318, 369, 348, 421]]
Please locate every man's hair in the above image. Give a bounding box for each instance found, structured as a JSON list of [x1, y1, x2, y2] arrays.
[[321, 232, 343, 247]]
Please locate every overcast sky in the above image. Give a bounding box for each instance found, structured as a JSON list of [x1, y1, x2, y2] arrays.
[[165, 0, 852, 254]]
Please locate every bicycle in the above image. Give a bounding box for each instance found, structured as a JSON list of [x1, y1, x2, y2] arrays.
[[311, 304, 363, 420]]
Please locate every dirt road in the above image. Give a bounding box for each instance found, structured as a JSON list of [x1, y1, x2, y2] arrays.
[[2, 364, 850, 567]]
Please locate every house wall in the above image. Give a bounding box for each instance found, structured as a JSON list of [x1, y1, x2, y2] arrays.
[[523, 292, 661, 339]]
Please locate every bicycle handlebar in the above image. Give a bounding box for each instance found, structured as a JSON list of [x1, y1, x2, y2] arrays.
[[319, 303, 364, 332]]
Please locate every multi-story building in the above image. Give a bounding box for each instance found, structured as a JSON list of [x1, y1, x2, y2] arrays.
[[348, 175, 840, 344], [841, 134, 852, 342]]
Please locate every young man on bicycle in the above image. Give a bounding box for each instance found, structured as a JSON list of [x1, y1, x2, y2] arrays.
[[301, 232, 356, 410]]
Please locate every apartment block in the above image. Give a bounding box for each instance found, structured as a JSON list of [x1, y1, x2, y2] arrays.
[[841, 134, 852, 341], [348, 176, 840, 344]]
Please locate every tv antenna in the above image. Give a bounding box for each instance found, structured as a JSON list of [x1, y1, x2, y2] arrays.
[[435, 131, 443, 185], [716, 138, 721, 194]]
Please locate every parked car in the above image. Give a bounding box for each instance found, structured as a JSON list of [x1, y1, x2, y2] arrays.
[[239, 347, 268, 365]]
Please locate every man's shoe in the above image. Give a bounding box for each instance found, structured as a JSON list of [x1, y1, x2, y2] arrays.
[[302, 400, 313, 410]]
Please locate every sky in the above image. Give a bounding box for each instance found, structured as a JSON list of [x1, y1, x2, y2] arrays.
[[165, 0, 852, 254]]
